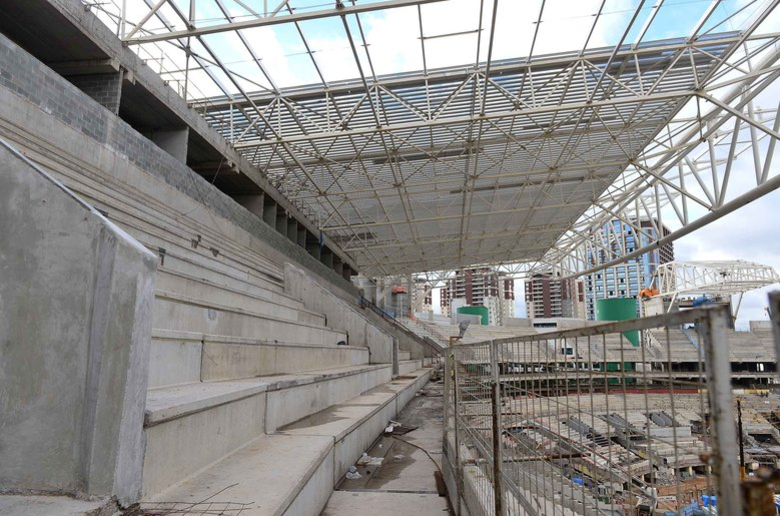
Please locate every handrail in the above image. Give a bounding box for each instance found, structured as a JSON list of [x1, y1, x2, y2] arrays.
[[358, 296, 444, 354], [358, 295, 396, 321], [404, 312, 451, 345], [681, 325, 704, 357]]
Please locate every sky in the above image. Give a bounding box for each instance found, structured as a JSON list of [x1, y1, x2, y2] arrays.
[[109, 0, 772, 97], [99, 0, 780, 326]]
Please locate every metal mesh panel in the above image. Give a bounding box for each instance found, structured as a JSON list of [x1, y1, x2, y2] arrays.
[[443, 307, 752, 516]]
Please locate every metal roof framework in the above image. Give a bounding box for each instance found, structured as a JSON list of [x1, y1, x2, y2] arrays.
[[89, 0, 780, 280], [655, 260, 780, 297], [652, 259, 780, 318]]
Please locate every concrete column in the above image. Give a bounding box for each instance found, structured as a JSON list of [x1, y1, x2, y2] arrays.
[[275, 208, 288, 235], [65, 72, 123, 115], [233, 195, 264, 218], [145, 127, 189, 164], [262, 195, 277, 227], [286, 218, 298, 242], [333, 256, 344, 277], [306, 231, 321, 259], [321, 247, 334, 268]]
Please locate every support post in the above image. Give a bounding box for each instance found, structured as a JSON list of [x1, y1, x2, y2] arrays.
[[701, 307, 745, 516], [451, 350, 463, 515], [489, 340, 504, 516], [769, 292, 780, 376]]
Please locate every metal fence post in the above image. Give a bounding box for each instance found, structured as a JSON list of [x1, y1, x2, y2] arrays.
[[701, 307, 745, 516], [769, 292, 780, 374], [489, 340, 504, 516], [451, 349, 463, 516]]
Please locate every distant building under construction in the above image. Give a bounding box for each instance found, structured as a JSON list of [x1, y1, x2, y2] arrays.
[[524, 271, 586, 320], [440, 268, 515, 325]]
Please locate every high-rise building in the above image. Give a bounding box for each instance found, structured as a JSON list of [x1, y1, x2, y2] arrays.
[[440, 286, 451, 317], [439, 268, 515, 325], [524, 272, 585, 319], [411, 280, 433, 313], [584, 219, 674, 320]]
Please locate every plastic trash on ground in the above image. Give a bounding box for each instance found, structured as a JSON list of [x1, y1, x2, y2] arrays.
[[345, 466, 362, 480]]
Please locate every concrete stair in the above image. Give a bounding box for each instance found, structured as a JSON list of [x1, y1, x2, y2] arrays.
[[142, 369, 432, 515], [0, 75, 433, 516]]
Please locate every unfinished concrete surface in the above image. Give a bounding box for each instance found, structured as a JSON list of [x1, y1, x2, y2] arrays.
[[0, 139, 157, 505], [285, 262, 398, 367], [0, 495, 117, 516], [321, 382, 451, 516], [137, 370, 433, 516], [0, 5, 437, 515]]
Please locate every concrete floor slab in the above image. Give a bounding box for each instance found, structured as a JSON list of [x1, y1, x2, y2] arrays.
[[321, 382, 452, 516], [321, 491, 449, 516], [0, 495, 114, 516]]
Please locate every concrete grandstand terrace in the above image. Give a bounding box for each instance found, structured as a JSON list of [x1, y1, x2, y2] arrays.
[[2, 1, 780, 516], [0, 2, 435, 514]]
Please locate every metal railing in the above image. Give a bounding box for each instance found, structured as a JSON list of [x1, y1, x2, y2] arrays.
[[401, 312, 452, 347], [358, 296, 444, 355], [443, 306, 757, 516]]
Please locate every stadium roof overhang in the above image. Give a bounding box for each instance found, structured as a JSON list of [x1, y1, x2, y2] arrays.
[[96, 0, 780, 278]]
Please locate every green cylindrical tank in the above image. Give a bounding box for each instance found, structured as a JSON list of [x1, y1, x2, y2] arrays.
[[456, 306, 489, 325], [596, 298, 639, 347]]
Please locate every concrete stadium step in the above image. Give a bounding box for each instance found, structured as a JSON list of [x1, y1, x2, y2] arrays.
[[37, 161, 292, 298], [148, 330, 370, 388], [23, 150, 287, 284], [142, 364, 395, 498], [156, 248, 284, 298], [158, 268, 310, 315], [277, 369, 432, 476], [157, 270, 323, 326], [398, 359, 424, 376], [144, 370, 432, 516], [152, 295, 346, 347]]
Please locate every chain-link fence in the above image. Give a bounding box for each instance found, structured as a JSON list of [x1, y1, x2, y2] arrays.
[[442, 305, 779, 516]]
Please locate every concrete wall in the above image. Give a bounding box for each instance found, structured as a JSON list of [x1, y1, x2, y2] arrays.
[[0, 31, 358, 295], [20, 0, 359, 276], [361, 307, 436, 360], [66, 72, 122, 114], [285, 263, 397, 370], [0, 140, 157, 505]]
